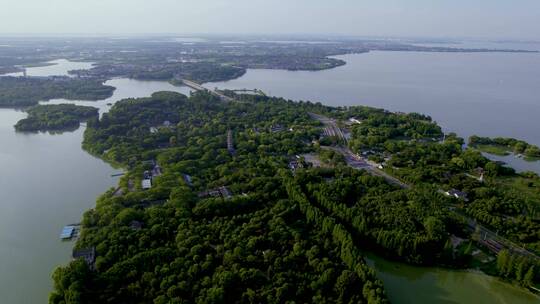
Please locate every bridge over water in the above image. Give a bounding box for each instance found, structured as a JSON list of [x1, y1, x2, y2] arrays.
[[181, 79, 234, 102]]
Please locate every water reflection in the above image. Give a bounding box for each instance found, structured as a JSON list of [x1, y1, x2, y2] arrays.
[[366, 254, 538, 304]]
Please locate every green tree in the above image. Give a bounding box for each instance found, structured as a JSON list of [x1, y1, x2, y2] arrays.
[[496, 250, 509, 275], [423, 216, 445, 240], [523, 266, 535, 286]]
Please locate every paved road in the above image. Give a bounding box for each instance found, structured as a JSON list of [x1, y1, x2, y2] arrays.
[[324, 145, 410, 189], [311, 112, 408, 188], [309, 113, 347, 143]]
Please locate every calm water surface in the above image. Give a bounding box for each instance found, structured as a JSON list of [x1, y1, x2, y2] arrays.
[[208, 51, 540, 145], [0, 111, 120, 303], [5, 59, 93, 77], [367, 254, 538, 304], [43, 78, 191, 114], [208, 51, 540, 173], [1, 58, 538, 303], [412, 41, 540, 52], [0, 60, 189, 303]]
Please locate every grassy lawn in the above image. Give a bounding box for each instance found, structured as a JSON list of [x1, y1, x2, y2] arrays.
[[473, 144, 512, 156], [523, 155, 540, 162]]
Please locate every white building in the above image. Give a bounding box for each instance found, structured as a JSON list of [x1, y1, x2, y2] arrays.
[[142, 179, 152, 190]]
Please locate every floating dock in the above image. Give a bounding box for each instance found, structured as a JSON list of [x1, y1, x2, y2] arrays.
[[60, 224, 81, 240], [60, 226, 75, 240]]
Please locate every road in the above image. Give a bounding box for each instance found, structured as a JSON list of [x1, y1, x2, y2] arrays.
[[309, 113, 347, 143], [324, 145, 410, 189], [310, 112, 408, 188], [311, 112, 539, 261], [465, 217, 539, 261]]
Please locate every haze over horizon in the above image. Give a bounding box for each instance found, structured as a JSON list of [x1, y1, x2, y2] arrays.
[[1, 0, 539, 40]]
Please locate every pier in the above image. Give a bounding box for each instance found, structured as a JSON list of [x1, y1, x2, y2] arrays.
[[59, 223, 81, 240]]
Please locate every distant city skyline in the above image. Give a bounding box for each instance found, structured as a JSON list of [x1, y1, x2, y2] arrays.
[[1, 0, 539, 40]]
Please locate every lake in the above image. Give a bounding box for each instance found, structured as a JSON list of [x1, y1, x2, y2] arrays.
[[367, 254, 538, 304], [42, 78, 191, 114], [208, 51, 540, 146], [1, 58, 538, 303], [5, 59, 94, 77], [0, 110, 120, 303], [0, 61, 189, 303], [207, 51, 540, 173]]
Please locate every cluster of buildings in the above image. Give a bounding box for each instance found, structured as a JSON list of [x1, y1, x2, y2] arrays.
[[270, 124, 285, 133], [444, 189, 469, 201], [142, 162, 162, 190], [198, 186, 232, 199], [251, 124, 293, 135], [288, 155, 304, 173], [149, 120, 173, 134]]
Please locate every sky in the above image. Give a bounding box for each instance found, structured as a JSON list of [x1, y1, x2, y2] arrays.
[[0, 0, 539, 40]]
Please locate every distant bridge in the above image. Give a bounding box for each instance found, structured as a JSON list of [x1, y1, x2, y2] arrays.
[[181, 79, 234, 102]]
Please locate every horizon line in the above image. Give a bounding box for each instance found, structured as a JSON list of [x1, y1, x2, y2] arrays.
[[0, 33, 539, 43]]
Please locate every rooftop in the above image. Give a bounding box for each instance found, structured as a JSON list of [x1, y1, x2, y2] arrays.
[[60, 226, 75, 239], [142, 179, 152, 190]]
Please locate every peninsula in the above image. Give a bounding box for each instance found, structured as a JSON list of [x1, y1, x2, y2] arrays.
[[50, 91, 539, 303]]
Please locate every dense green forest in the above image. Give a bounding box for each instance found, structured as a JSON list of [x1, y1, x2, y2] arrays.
[[287, 169, 467, 265], [50, 92, 539, 303], [73, 62, 246, 84], [52, 92, 389, 303], [0, 76, 115, 107], [14, 104, 98, 132], [134, 62, 246, 83], [344, 107, 540, 258]]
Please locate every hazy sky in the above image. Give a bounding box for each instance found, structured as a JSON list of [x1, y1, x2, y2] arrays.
[[1, 0, 539, 39]]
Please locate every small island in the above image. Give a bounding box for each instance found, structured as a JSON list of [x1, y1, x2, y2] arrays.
[[0, 76, 115, 107], [14, 104, 99, 132], [470, 135, 540, 160]]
